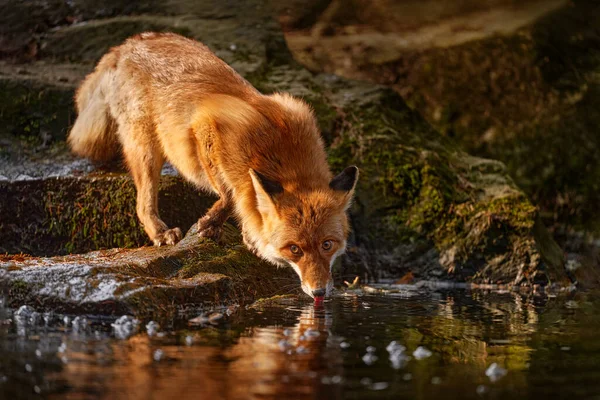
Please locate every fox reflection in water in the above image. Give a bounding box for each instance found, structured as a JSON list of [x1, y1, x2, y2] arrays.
[[55, 305, 340, 400]]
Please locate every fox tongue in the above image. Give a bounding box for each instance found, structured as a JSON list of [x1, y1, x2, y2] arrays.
[[314, 296, 324, 305]]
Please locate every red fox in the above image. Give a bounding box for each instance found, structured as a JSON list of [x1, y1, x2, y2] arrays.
[[68, 32, 358, 298]]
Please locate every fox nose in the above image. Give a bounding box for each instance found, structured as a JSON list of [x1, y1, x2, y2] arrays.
[[312, 288, 326, 297]]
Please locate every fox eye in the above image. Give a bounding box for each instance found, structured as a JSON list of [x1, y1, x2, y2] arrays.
[[322, 240, 333, 251], [290, 244, 301, 255]]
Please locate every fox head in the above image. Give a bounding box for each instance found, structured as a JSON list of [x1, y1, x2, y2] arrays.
[[249, 166, 359, 298]]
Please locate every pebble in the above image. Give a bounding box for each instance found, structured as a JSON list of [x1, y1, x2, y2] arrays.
[[25, 364, 32, 372], [431, 377, 442, 385], [402, 373, 413, 381], [58, 342, 67, 353], [153, 349, 164, 362], [283, 329, 292, 337], [35, 349, 42, 358], [485, 363, 507, 382], [340, 341, 350, 349], [185, 335, 194, 346], [296, 345, 309, 354], [413, 346, 432, 360], [561, 346, 571, 351], [366, 346, 376, 353]]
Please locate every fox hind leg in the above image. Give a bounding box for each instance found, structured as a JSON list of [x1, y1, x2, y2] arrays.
[[120, 120, 182, 246]]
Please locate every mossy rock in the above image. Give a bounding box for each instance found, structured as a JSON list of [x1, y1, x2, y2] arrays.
[[248, 67, 566, 285], [0, 78, 74, 140], [0, 224, 298, 317], [0, 174, 216, 256]]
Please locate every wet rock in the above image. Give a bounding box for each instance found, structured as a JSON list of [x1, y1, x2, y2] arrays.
[[0, 224, 298, 316]]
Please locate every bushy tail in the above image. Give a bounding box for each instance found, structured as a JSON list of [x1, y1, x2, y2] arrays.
[[68, 56, 119, 161]]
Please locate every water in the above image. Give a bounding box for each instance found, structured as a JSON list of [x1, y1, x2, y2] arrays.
[[1, 289, 600, 399]]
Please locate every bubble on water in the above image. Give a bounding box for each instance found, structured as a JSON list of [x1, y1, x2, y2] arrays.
[[362, 352, 378, 365], [366, 346, 376, 353], [146, 321, 160, 337], [111, 315, 139, 340], [386, 341, 406, 353], [0, 375, 7, 383], [431, 377, 442, 385], [360, 377, 373, 386], [153, 349, 164, 362], [14, 305, 36, 326], [25, 364, 32, 372], [58, 342, 67, 353], [370, 382, 389, 391], [561, 346, 571, 351], [185, 335, 194, 346], [389, 348, 411, 370], [72, 316, 88, 334], [476, 385, 488, 395], [43, 312, 53, 325], [229, 43, 237, 51], [278, 339, 292, 351], [340, 341, 350, 349], [305, 328, 320, 338], [413, 346, 432, 360], [296, 345, 309, 354], [35, 349, 42, 358], [402, 373, 413, 381], [485, 363, 507, 382], [283, 328, 292, 337], [331, 375, 342, 384]]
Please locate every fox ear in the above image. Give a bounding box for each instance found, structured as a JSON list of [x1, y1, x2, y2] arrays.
[[330, 166, 359, 210], [249, 169, 283, 215]]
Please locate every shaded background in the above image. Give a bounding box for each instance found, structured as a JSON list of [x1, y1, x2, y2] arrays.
[[276, 0, 600, 259]]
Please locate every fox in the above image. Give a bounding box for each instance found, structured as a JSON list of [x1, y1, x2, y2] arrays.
[[67, 32, 358, 299]]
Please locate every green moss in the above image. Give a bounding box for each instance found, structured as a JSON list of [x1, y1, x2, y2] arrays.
[[0, 176, 214, 256], [0, 79, 74, 140]]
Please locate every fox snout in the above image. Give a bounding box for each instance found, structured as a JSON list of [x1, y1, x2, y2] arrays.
[[298, 265, 334, 299]]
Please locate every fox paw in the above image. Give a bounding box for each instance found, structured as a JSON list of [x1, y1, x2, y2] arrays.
[[197, 215, 223, 242], [153, 227, 182, 246]]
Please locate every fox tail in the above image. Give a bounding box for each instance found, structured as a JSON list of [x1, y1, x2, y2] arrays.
[[67, 54, 119, 161]]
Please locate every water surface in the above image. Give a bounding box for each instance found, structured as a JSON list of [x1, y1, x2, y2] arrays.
[[1, 289, 599, 399]]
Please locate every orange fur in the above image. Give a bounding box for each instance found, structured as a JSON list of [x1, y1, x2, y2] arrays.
[[68, 32, 358, 297]]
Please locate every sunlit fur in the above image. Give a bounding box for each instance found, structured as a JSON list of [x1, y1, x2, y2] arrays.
[[68, 32, 358, 298]]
